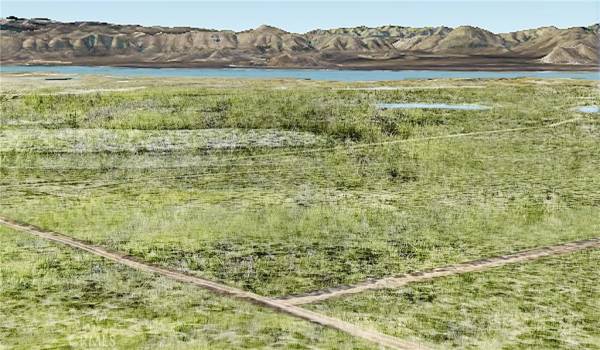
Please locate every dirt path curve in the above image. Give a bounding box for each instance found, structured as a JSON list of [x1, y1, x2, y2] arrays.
[[0, 216, 428, 350], [277, 237, 600, 306]]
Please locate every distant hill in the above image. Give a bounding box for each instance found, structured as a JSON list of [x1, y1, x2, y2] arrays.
[[1, 17, 598, 70]]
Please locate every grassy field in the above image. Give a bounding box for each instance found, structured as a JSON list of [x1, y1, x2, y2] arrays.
[[0, 226, 375, 349], [307, 249, 600, 349], [1, 72, 599, 348]]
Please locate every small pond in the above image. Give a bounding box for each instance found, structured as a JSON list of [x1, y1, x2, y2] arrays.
[[377, 103, 490, 110], [575, 105, 599, 113]]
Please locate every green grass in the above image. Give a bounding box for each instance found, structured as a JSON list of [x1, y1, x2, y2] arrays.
[[0, 128, 324, 153], [307, 249, 600, 349], [1, 75, 599, 296], [1, 73, 599, 348], [0, 226, 375, 349]]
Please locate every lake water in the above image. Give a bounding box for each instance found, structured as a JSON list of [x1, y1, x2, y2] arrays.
[[576, 105, 599, 113], [377, 102, 489, 110], [1, 65, 599, 81]]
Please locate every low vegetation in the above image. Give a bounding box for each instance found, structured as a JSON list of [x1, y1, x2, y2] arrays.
[[1, 73, 598, 348], [0, 226, 375, 349], [308, 249, 600, 349]]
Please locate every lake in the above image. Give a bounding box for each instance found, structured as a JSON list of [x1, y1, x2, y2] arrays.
[[1, 65, 599, 81]]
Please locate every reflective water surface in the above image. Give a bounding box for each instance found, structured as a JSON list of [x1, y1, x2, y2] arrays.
[[377, 103, 490, 110], [1, 65, 599, 81]]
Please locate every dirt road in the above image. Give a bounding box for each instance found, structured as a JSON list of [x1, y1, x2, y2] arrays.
[[277, 237, 600, 305], [0, 216, 428, 350]]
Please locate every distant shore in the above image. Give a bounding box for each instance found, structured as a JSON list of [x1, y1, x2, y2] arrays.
[[2, 59, 599, 72], [2, 63, 598, 82]]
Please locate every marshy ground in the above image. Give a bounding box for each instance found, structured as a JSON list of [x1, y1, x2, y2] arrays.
[[1, 73, 599, 349]]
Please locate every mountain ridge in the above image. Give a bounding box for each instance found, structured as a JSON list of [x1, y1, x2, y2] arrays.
[[2, 17, 598, 70]]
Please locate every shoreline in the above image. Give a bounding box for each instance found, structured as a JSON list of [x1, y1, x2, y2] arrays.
[[1, 61, 599, 73]]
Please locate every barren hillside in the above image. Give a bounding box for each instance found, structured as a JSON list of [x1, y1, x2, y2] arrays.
[[1, 17, 598, 69]]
